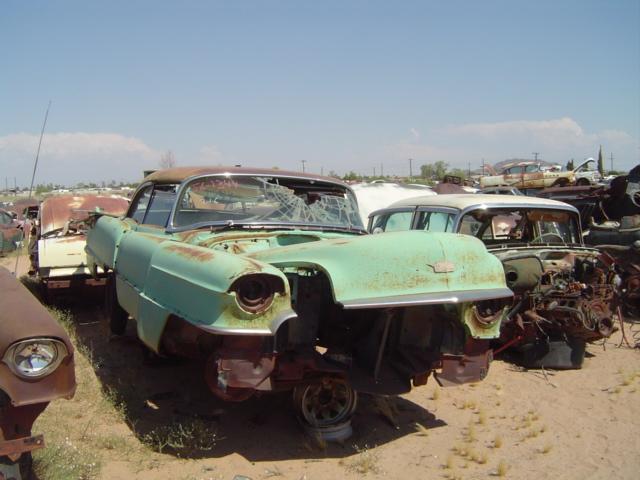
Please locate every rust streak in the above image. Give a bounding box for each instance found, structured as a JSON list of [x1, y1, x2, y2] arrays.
[[165, 244, 215, 262]]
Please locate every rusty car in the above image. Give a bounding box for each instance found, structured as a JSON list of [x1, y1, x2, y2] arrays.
[[0, 267, 76, 480], [479, 159, 595, 190], [85, 166, 513, 438], [369, 194, 619, 369], [31, 194, 129, 295], [537, 165, 640, 317]]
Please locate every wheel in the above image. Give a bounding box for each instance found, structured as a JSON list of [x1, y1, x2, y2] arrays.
[[105, 274, 128, 335], [293, 377, 357, 431], [552, 178, 569, 187], [576, 178, 591, 186]]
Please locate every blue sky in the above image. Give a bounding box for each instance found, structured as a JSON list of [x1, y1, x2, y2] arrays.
[[1, 0, 638, 185]]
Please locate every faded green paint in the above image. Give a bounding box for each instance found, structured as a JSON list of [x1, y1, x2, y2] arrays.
[[249, 231, 508, 304], [87, 216, 511, 352], [460, 303, 507, 339]]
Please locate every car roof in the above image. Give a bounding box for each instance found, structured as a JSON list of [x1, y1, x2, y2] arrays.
[[382, 194, 579, 212], [144, 166, 348, 187]]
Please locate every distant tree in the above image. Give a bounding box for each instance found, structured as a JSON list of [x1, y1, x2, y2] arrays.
[[420, 164, 434, 179], [328, 170, 341, 179], [343, 171, 361, 181], [434, 161, 449, 180], [566, 159, 575, 170], [159, 150, 177, 169], [597, 146, 605, 175], [447, 168, 467, 179]]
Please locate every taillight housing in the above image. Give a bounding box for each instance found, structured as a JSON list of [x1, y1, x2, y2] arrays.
[[230, 274, 283, 313]]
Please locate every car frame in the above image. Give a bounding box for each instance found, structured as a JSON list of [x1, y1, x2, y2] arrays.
[[86, 166, 513, 438]]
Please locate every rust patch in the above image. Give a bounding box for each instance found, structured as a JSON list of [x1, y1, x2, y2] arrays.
[[55, 236, 86, 244], [165, 244, 215, 262], [138, 233, 167, 244], [40, 194, 129, 234]]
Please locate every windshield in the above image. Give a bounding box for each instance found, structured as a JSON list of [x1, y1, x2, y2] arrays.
[[458, 208, 581, 245], [174, 175, 363, 230]]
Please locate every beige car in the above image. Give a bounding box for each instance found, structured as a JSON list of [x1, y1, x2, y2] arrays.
[[479, 160, 589, 189]]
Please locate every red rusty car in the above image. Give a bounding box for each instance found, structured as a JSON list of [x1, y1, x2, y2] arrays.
[[0, 267, 76, 479]]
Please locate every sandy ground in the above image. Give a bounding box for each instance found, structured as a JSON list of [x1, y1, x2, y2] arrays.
[[3, 254, 640, 480]]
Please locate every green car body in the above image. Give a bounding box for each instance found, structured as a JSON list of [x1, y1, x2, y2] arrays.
[[86, 167, 511, 427]]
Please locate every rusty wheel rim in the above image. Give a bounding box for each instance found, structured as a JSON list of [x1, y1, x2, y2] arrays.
[[297, 378, 356, 427]]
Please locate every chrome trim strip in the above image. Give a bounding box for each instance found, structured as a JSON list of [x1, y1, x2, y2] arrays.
[[340, 288, 513, 309]]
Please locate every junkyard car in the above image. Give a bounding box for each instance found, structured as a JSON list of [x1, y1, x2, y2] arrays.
[[0, 267, 76, 480], [369, 194, 619, 368], [538, 166, 640, 317], [86, 167, 512, 437], [0, 209, 22, 256], [479, 159, 594, 190], [32, 194, 129, 294]]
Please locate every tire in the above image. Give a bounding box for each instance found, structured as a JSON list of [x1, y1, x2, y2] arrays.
[[293, 377, 357, 438], [576, 178, 591, 186], [552, 178, 569, 187], [105, 274, 128, 335]]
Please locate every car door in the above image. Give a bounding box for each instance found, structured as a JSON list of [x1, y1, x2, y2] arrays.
[[503, 166, 525, 187]]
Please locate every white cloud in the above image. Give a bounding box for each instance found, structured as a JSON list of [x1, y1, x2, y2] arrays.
[[409, 127, 421, 140], [386, 117, 638, 170], [0, 132, 160, 185]]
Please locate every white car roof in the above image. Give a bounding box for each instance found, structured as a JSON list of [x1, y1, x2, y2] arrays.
[[382, 194, 578, 212]]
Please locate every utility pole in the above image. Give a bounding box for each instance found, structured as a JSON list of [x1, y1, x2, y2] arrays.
[[609, 153, 614, 173], [4, 177, 7, 194], [409, 158, 413, 178], [301, 159, 307, 173], [481, 158, 485, 176], [532, 152, 540, 162], [380, 163, 384, 177], [373, 167, 376, 177], [468, 161, 471, 178]]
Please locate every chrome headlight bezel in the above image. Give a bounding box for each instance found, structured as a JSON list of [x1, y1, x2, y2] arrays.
[[2, 338, 69, 379]]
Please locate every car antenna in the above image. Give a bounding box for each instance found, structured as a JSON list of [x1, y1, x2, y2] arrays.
[[13, 100, 51, 276]]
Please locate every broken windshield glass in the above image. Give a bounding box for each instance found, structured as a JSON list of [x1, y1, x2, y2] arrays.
[[174, 175, 363, 229]]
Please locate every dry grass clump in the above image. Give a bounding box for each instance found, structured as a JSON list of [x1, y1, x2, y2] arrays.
[[33, 437, 101, 480], [539, 443, 553, 454], [142, 419, 217, 454], [493, 435, 503, 449], [495, 460, 508, 477], [344, 445, 381, 475], [432, 387, 441, 401]]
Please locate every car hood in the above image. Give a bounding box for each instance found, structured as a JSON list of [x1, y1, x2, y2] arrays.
[[0, 267, 73, 354], [246, 230, 512, 308]]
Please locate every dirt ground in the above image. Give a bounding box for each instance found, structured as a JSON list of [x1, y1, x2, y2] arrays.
[[4, 254, 640, 480]]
